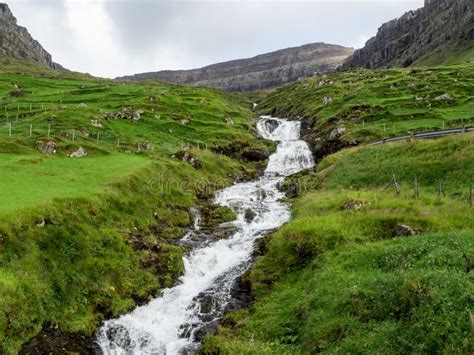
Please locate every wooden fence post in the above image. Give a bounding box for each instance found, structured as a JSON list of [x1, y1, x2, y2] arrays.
[[392, 174, 401, 195], [414, 176, 419, 199], [96, 132, 100, 145], [72, 130, 75, 142], [29, 124, 33, 137], [439, 180, 445, 198], [470, 185, 473, 208], [8, 122, 11, 137], [47, 124, 51, 138]]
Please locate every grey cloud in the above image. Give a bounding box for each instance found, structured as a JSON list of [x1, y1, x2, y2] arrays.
[[8, 0, 424, 77]]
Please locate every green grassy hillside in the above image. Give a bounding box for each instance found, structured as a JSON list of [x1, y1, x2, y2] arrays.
[[202, 134, 474, 354], [258, 63, 474, 159], [0, 59, 266, 353]]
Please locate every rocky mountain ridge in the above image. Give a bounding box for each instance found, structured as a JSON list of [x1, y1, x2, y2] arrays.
[[0, 3, 61, 69], [117, 43, 354, 92], [343, 0, 474, 69]]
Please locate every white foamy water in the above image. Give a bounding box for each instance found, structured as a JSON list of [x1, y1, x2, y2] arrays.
[[96, 117, 314, 354]]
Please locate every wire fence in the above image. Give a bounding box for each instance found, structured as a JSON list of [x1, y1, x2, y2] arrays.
[[1, 119, 215, 158], [386, 173, 473, 208]]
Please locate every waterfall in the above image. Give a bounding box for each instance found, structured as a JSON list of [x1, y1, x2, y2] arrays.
[[96, 117, 314, 354]]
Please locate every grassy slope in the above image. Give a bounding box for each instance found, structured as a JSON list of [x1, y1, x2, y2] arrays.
[[0, 59, 265, 353], [201, 135, 474, 353], [258, 63, 474, 143], [415, 45, 474, 67]]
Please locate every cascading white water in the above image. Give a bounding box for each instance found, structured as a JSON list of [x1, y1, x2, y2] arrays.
[[96, 117, 314, 354]]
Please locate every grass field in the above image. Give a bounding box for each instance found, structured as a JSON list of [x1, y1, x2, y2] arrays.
[[258, 63, 474, 143], [202, 134, 474, 354], [0, 153, 152, 213]]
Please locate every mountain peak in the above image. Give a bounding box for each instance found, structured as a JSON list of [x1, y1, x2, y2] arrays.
[[0, 3, 16, 24], [117, 42, 354, 92]]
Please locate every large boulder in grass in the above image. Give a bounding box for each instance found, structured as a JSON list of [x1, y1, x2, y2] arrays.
[[174, 149, 203, 169], [329, 127, 346, 141], [36, 140, 57, 154], [241, 147, 270, 161], [68, 147, 88, 158], [393, 224, 418, 237], [138, 141, 153, 151]]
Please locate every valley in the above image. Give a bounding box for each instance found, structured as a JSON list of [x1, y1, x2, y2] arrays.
[[0, 0, 473, 354]]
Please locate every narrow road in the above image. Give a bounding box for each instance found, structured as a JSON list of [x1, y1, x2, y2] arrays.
[[369, 127, 474, 146]]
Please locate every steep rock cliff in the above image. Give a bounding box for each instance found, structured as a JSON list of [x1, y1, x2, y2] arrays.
[[343, 0, 474, 69], [0, 3, 61, 69]]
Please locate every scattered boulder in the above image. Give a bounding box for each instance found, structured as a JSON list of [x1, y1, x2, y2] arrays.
[[225, 117, 234, 125], [174, 149, 203, 169], [137, 141, 153, 152], [121, 106, 144, 121], [241, 147, 270, 162], [78, 127, 90, 138], [105, 106, 144, 121], [90, 119, 102, 128], [149, 95, 158, 102], [393, 224, 418, 237], [105, 325, 134, 351], [36, 140, 57, 154], [58, 130, 71, 139], [316, 80, 327, 88], [78, 103, 87, 108], [68, 147, 88, 158], [244, 208, 256, 223], [329, 127, 346, 141], [435, 93, 453, 101], [323, 96, 333, 105], [263, 119, 279, 133], [181, 119, 189, 125], [341, 200, 370, 211], [193, 320, 219, 342], [199, 295, 215, 314]]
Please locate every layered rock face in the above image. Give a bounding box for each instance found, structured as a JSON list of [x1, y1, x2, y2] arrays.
[[0, 3, 61, 69], [117, 43, 354, 92], [343, 0, 474, 69]]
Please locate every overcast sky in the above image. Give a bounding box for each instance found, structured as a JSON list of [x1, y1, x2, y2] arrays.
[[8, 0, 424, 78]]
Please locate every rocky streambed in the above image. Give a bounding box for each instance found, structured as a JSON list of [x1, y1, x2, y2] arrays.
[[94, 117, 314, 354]]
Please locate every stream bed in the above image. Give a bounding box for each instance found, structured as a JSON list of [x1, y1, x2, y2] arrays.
[[96, 117, 314, 354]]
